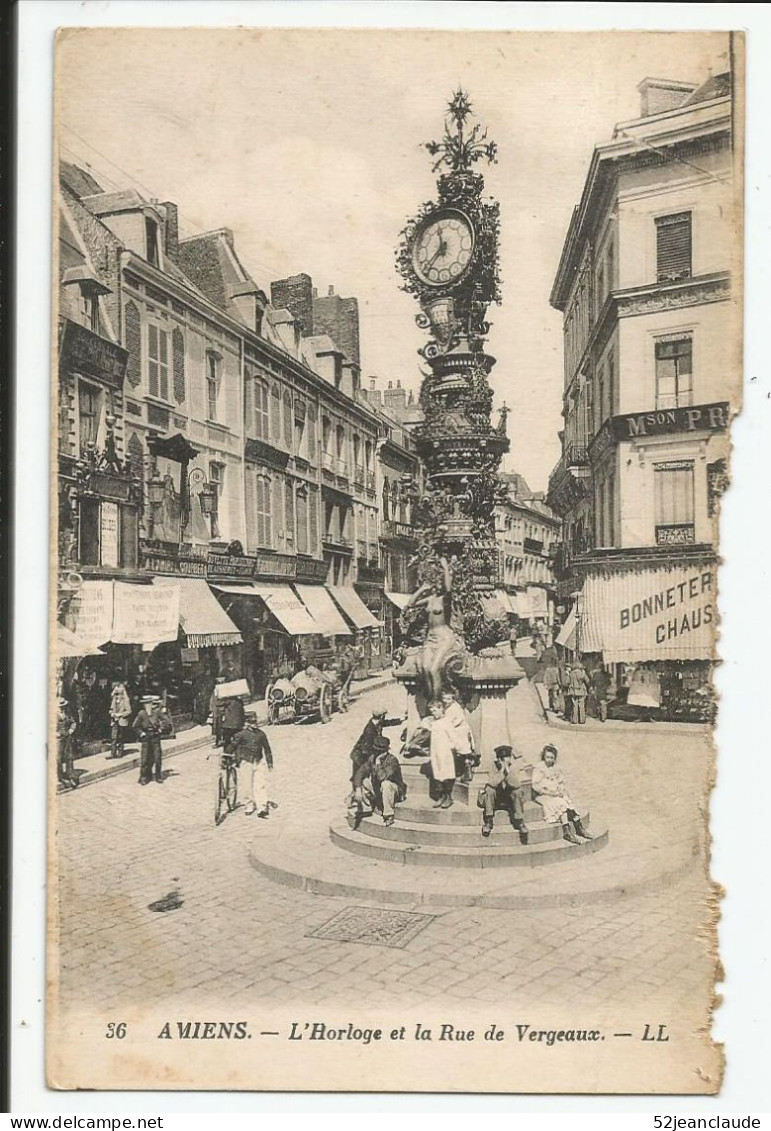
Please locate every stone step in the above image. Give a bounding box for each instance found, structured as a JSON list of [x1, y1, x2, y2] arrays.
[[353, 811, 592, 848], [329, 817, 609, 869], [400, 763, 537, 804], [395, 799, 546, 825]]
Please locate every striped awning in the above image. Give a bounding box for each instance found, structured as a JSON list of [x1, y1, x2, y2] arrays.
[[160, 578, 242, 649], [329, 586, 382, 629], [212, 581, 319, 636], [556, 604, 578, 650], [294, 584, 352, 637], [385, 590, 412, 610], [495, 589, 515, 615]]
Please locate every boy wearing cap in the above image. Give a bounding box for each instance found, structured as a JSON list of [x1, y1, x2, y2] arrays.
[[349, 705, 406, 785], [352, 735, 405, 827], [230, 711, 274, 817], [133, 696, 173, 785], [479, 745, 529, 842]]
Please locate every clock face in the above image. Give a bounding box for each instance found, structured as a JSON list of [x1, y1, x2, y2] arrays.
[[412, 209, 475, 287]]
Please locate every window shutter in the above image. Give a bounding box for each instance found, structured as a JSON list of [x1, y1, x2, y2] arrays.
[[285, 479, 295, 546], [120, 506, 138, 569], [172, 328, 185, 404], [270, 386, 281, 438], [308, 486, 319, 555], [124, 301, 141, 388], [296, 490, 308, 555], [272, 475, 283, 547], [656, 213, 692, 282]]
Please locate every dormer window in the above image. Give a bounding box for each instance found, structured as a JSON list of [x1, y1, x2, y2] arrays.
[[78, 286, 99, 333], [145, 217, 160, 267]]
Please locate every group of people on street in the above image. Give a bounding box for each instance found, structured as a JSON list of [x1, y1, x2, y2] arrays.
[[348, 706, 408, 826], [542, 656, 611, 725]]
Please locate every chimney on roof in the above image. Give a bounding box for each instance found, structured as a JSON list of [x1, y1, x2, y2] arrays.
[[365, 376, 382, 406], [384, 380, 407, 412], [637, 77, 698, 117], [161, 202, 179, 263], [312, 286, 318, 298], [328, 285, 335, 296]]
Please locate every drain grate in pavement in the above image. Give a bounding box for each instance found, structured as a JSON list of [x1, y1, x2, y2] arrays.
[[306, 906, 435, 949]]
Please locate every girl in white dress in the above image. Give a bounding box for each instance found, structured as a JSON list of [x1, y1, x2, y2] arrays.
[[530, 745, 593, 844]]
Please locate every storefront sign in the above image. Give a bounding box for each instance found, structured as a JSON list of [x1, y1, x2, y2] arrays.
[[611, 402, 730, 441], [207, 554, 255, 579], [180, 648, 200, 664], [580, 563, 716, 662], [100, 502, 119, 569], [111, 581, 180, 645], [65, 580, 113, 648], [59, 318, 129, 388]]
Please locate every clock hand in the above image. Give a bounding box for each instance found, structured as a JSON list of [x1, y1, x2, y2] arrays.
[[426, 240, 447, 270]]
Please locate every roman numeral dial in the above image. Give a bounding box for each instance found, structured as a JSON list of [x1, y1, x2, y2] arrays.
[[411, 209, 475, 287]]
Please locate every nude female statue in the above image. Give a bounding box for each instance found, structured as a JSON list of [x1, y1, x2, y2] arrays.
[[402, 557, 466, 703]]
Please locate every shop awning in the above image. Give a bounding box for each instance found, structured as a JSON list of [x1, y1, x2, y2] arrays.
[[294, 584, 352, 637], [385, 590, 412, 611], [56, 624, 106, 658], [556, 604, 577, 650], [158, 578, 242, 648], [579, 562, 716, 662], [212, 581, 319, 636], [495, 589, 515, 615], [329, 586, 382, 629]]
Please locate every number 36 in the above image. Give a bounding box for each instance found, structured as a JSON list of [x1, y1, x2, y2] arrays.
[[105, 1022, 127, 1039]]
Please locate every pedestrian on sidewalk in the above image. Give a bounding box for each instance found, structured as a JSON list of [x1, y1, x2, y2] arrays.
[[542, 658, 562, 715], [230, 710, 274, 818], [210, 677, 226, 747], [133, 695, 173, 785], [531, 745, 593, 844], [57, 695, 79, 790], [559, 660, 573, 721], [590, 665, 611, 722], [479, 745, 528, 842], [107, 679, 132, 759], [567, 660, 590, 725]]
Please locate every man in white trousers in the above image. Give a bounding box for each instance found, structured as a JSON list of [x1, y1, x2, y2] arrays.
[[229, 710, 275, 818]]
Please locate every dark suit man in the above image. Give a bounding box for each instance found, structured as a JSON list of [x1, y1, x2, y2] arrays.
[[133, 696, 173, 785]]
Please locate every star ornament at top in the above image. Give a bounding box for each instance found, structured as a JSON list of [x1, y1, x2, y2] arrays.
[[424, 88, 498, 174]]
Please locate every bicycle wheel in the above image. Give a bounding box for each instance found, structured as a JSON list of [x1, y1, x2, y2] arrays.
[[226, 764, 238, 811], [214, 772, 226, 826]]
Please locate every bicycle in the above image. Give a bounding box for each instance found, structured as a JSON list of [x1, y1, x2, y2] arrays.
[[214, 751, 238, 826]]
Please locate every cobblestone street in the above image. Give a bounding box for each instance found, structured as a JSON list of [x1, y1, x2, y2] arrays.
[[53, 678, 716, 1027]]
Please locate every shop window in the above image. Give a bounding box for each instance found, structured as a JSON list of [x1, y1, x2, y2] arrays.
[[78, 381, 102, 455], [656, 212, 692, 282], [148, 323, 170, 401], [255, 475, 272, 548], [253, 379, 269, 439], [206, 352, 219, 421], [79, 496, 100, 566], [656, 337, 693, 409], [654, 460, 695, 545]]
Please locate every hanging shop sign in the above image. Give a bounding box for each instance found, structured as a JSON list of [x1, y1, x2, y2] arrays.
[[526, 586, 549, 619], [64, 580, 114, 649], [111, 581, 180, 645], [580, 562, 716, 662], [59, 319, 129, 388]]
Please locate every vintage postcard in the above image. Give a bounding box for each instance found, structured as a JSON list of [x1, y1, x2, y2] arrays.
[[48, 28, 743, 1093]]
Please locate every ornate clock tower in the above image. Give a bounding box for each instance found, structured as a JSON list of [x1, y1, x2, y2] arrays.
[[396, 90, 512, 655]]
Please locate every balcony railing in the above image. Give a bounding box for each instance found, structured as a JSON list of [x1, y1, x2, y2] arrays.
[[381, 519, 416, 541], [655, 523, 695, 546]]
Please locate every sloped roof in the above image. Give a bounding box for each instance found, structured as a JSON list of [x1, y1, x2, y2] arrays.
[[681, 72, 731, 107], [59, 160, 104, 198]]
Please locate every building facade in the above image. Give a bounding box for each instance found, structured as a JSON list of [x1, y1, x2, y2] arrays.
[[57, 163, 397, 737], [494, 473, 560, 625], [546, 73, 737, 720]]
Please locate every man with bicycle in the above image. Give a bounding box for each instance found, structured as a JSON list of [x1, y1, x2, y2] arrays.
[[229, 709, 274, 818]]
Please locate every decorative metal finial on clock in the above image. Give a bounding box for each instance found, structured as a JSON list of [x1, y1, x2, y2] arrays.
[[425, 87, 498, 174]]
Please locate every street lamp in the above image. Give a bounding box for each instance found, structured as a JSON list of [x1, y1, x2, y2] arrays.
[[146, 466, 219, 541], [570, 588, 582, 660]]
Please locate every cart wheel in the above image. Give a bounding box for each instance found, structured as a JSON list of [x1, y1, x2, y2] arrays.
[[268, 699, 280, 724], [319, 683, 331, 723], [226, 764, 238, 811], [214, 774, 226, 826]]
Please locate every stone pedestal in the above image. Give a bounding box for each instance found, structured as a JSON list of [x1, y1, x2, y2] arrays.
[[396, 644, 526, 774]]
